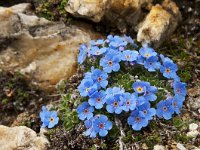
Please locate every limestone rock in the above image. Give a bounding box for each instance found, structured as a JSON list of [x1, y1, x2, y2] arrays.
[[65, 0, 109, 22], [0, 125, 49, 150], [65, 0, 152, 29], [0, 3, 102, 91], [137, 0, 182, 47]]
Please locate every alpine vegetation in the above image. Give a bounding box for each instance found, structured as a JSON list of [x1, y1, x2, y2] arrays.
[[76, 35, 187, 138]]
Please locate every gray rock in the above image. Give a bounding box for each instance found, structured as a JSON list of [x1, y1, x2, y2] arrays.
[[0, 125, 49, 150], [0, 3, 102, 91]]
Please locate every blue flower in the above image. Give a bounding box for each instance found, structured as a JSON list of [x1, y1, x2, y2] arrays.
[[90, 39, 104, 46], [106, 35, 115, 43], [173, 81, 187, 97], [121, 93, 136, 112], [105, 87, 125, 99], [135, 94, 146, 107], [172, 95, 184, 114], [40, 106, 59, 128], [143, 83, 157, 101], [136, 55, 145, 64], [89, 68, 108, 89], [100, 52, 121, 73], [77, 102, 94, 120], [78, 44, 88, 64], [84, 118, 97, 138], [122, 50, 138, 62], [138, 102, 156, 120], [93, 115, 112, 137], [127, 110, 149, 131], [109, 36, 127, 50], [106, 94, 124, 114], [78, 79, 97, 97], [88, 90, 106, 109], [160, 61, 178, 79], [123, 35, 138, 47], [132, 81, 147, 94], [156, 99, 174, 120], [139, 47, 157, 59], [90, 46, 107, 56], [144, 56, 161, 72], [160, 54, 173, 63]]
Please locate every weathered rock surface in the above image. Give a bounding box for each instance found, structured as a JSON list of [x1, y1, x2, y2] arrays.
[[0, 3, 102, 91], [65, 0, 152, 29], [104, 0, 152, 31], [65, 0, 109, 22], [0, 125, 49, 150], [137, 0, 182, 47], [187, 87, 200, 113]]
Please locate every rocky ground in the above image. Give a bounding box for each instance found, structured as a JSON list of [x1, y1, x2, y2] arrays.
[[0, 0, 200, 150]]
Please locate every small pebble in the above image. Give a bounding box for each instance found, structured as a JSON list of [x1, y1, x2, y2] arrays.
[[189, 123, 198, 131], [177, 143, 186, 150], [153, 145, 165, 150], [187, 130, 199, 138]]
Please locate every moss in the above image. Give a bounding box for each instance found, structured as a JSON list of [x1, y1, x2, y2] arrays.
[[174, 134, 193, 143], [173, 117, 186, 129], [36, 0, 70, 23], [122, 130, 134, 143], [146, 133, 161, 149]]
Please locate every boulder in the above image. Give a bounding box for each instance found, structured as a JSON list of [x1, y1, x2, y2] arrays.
[[137, 0, 182, 47], [0, 3, 102, 91], [65, 0, 109, 22], [65, 0, 152, 30], [0, 125, 49, 150]]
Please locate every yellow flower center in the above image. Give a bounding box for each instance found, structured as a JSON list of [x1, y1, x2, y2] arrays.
[[113, 102, 118, 107], [126, 55, 131, 59], [137, 87, 143, 92], [49, 117, 54, 122], [136, 117, 141, 122], [98, 77, 102, 82], [145, 53, 150, 58], [165, 68, 171, 73], [85, 88, 90, 92], [108, 61, 113, 66]]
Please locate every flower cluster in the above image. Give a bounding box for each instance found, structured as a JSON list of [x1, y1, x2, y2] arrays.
[[40, 106, 59, 128], [77, 35, 187, 138]]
